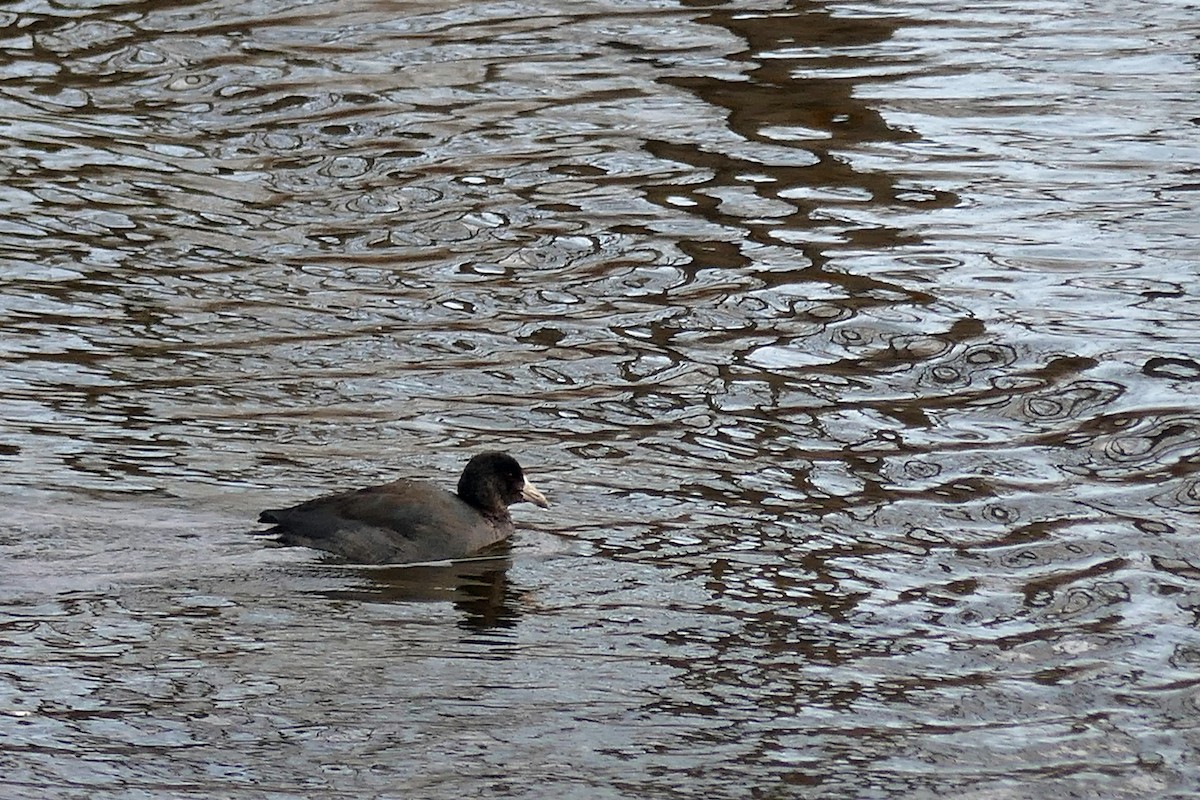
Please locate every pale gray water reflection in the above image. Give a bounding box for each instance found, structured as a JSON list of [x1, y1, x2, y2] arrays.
[[3, 0, 1200, 796]]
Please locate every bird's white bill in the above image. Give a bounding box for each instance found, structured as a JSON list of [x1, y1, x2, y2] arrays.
[[521, 479, 550, 508]]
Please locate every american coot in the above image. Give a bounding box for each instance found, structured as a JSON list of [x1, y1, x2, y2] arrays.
[[257, 451, 548, 565]]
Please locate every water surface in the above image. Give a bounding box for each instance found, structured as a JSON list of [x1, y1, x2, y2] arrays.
[[2, 0, 1199, 797]]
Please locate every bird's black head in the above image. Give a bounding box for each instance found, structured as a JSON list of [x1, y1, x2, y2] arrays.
[[457, 451, 549, 515]]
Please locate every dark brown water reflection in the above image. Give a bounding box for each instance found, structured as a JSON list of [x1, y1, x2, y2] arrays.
[[3, 0, 1199, 796]]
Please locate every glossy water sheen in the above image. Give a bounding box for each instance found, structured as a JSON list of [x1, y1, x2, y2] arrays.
[[2, 0, 1199, 796]]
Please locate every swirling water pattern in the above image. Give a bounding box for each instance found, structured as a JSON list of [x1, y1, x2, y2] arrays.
[[2, 0, 1199, 797]]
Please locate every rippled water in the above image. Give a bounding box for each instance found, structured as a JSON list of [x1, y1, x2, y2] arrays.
[[3, 0, 1199, 796]]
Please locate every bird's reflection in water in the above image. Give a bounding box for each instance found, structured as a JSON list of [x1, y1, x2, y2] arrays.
[[309, 541, 521, 630]]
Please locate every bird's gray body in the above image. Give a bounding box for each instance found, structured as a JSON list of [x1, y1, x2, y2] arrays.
[[259, 478, 512, 565]]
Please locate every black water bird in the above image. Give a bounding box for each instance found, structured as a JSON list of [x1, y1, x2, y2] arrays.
[[256, 451, 548, 565]]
